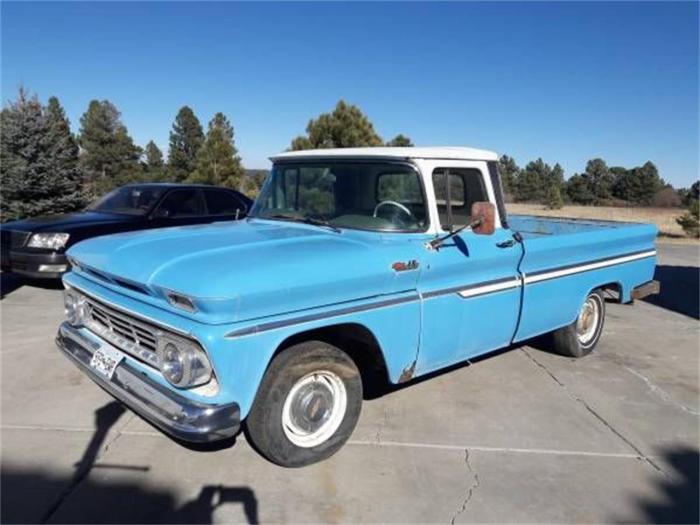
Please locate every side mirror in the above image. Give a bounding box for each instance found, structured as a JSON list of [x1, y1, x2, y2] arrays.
[[471, 201, 496, 235]]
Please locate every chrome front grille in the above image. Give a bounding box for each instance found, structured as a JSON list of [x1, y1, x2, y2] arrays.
[[84, 296, 160, 368]]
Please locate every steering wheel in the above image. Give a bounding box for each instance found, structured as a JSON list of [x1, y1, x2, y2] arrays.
[[373, 200, 413, 220]]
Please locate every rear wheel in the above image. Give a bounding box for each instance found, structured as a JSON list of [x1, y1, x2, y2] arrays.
[[551, 289, 606, 358], [246, 341, 362, 467]]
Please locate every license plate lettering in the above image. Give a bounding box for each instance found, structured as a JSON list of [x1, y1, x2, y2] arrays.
[[89, 346, 124, 380]]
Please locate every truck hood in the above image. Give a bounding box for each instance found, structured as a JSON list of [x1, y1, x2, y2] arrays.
[[67, 219, 413, 324]]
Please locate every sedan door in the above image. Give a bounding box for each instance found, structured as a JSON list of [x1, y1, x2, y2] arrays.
[[203, 189, 249, 221], [150, 188, 211, 227]]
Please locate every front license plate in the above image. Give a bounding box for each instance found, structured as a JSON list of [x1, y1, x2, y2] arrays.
[[89, 345, 125, 380]]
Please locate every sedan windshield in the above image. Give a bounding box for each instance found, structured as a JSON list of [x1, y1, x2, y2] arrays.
[[87, 186, 165, 216], [250, 162, 428, 232]]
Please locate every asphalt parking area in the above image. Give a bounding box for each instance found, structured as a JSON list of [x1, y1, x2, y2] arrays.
[[1, 244, 698, 524]]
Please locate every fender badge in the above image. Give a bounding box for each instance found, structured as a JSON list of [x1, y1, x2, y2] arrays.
[[392, 260, 420, 272]]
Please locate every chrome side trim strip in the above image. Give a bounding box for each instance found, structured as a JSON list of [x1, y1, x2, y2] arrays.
[[422, 275, 521, 300], [225, 294, 420, 338], [222, 248, 655, 339], [523, 249, 656, 285], [457, 277, 522, 298]]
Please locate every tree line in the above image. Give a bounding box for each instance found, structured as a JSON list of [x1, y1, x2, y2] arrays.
[[1, 89, 697, 236], [499, 155, 693, 209], [0, 89, 249, 221]]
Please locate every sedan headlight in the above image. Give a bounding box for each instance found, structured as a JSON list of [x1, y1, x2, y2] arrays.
[[28, 233, 70, 250], [156, 333, 213, 388]]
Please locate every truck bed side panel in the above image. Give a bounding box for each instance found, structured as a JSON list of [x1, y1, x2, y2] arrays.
[[511, 216, 657, 342]]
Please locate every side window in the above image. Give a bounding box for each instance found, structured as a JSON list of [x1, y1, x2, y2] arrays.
[[155, 189, 205, 218], [204, 190, 246, 216], [432, 168, 488, 230]]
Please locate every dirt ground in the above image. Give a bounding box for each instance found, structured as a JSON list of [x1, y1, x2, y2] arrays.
[[507, 203, 697, 243]]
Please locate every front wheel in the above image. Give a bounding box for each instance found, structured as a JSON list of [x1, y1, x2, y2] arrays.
[[245, 341, 363, 467], [551, 289, 606, 358]]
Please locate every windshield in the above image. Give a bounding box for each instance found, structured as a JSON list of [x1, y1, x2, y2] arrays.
[[87, 186, 166, 215], [250, 162, 428, 232]]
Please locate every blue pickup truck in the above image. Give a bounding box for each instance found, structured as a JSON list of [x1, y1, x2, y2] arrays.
[[56, 147, 659, 466]]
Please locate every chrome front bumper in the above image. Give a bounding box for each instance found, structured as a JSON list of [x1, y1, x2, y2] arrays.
[[56, 322, 240, 442]]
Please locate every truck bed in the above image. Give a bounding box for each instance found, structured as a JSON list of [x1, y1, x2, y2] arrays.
[[508, 214, 658, 342], [509, 214, 650, 239]]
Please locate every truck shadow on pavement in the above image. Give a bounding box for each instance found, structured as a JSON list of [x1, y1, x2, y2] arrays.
[[613, 445, 700, 524], [1, 401, 259, 524], [642, 265, 699, 319]]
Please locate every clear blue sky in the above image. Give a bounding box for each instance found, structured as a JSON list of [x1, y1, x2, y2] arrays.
[[2, 1, 698, 187]]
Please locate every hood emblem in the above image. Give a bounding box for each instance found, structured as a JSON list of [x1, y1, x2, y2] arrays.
[[392, 260, 419, 272]]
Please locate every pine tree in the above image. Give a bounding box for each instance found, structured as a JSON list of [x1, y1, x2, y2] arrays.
[[516, 158, 551, 202], [385, 134, 413, 147], [612, 162, 663, 205], [290, 100, 384, 150], [545, 182, 564, 210], [498, 155, 520, 199], [142, 140, 168, 182], [78, 100, 142, 193], [144, 141, 164, 169], [583, 158, 614, 202], [1, 90, 86, 221], [677, 199, 699, 238], [168, 106, 204, 181], [188, 113, 245, 189]]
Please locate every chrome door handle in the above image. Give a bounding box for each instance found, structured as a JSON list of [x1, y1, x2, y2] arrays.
[[496, 239, 515, 248]]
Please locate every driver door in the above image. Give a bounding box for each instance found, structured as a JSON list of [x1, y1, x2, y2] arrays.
[[416, 162, 522, 374]]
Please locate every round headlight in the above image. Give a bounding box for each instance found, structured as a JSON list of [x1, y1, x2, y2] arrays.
[[156, 335, 213, 388], [64, 289, 84, 326], [160, 343, 185, 385]]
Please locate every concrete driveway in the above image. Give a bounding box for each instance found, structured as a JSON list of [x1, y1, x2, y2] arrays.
[[1, 243, 698, 524]]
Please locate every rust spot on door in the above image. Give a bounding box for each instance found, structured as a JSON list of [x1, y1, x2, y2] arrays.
[[398, 361, 416, 383]]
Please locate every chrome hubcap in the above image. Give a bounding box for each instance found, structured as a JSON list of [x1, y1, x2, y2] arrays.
[[282, 371, 347, 448], [576, 296, 600, 345]]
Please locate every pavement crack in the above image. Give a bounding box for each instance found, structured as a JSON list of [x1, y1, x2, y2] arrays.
[[39, 408, 131, 523], [450, 449, 480, 524], [374, 407, 390, 444], [521, 348, 667, 476], [624, 366, 699, 416]]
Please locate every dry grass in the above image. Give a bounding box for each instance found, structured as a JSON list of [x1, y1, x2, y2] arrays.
[[506, 203, 698, 244]]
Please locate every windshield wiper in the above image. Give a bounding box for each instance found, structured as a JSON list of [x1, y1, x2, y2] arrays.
[[263, 213, 342, 233]]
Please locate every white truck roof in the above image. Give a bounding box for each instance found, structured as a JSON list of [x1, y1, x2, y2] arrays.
[[271, 146, 499, 162]]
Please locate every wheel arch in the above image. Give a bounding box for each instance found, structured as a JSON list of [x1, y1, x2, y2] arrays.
[[272, 322, 391, 397]]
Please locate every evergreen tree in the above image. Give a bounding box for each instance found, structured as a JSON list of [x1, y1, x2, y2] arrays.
[[566, 174, 596, 205], [142, 140, 168, 182], [385, 134, 413, 147], [677, 199, 699, 237], [168, 106, 204, 181], [612, 161, 663, 205], [144, 140, 164, 169], [516, 158, 552, 202], [78, 100, 142, 193], [188, 112, 245, 189], [1, 90, 86, 221], [545, 181, 564, 209], [498, 155, 520, 198], [290, 100, 384, 150], [583, 158, 614, 202]]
